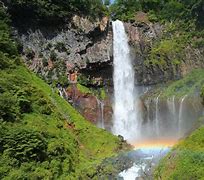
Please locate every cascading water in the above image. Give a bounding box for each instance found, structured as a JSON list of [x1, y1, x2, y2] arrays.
[[178, 95, 187, 136], [167, 96, 176, 122], [155, 95, 160, 136], [111, 20, 204, 180], [112, 20, 139, 141], [96, 98, 105, 129]]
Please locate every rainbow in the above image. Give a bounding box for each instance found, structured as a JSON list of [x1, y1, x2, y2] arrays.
[[132, 138, 178, 150]]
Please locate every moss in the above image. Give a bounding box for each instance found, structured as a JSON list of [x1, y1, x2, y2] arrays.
[[154, 124, 204, 179], [76, 83, 94, 95], [172, 59, 181, 65], [0, 66, 129, 178], [100, 88, 107, 100], [201, 86, 204, 105], [145, 38, 184, 69], [160, 69, 204, 98]]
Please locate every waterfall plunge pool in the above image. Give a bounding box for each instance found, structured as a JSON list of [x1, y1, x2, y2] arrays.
[[118, 141, 174, 180]]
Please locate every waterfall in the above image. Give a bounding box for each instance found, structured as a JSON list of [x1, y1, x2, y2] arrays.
[[155, 95, 160, 136], [167, 96, 177, 133], [146, 99, 151, 124], [112, 20, 139, 141], [97, 98, 105, 129], [178, 95, 187, 137], [167, 96, 176, 117]]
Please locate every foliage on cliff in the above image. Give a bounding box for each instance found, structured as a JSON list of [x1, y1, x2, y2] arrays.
[[111, 0, 204, 26], [4, 0, 108, 25], [201, 86, 204, 105], [154, 123, 204, 179], [112, 0, 204, 83], [160, 69, 204, 98], [0, 5, 129, 179]]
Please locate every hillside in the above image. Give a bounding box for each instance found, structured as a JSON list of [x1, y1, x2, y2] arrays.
[[1, 0, 204, 179], [154, 121, 204, 179], [0, 4, 130, 179]]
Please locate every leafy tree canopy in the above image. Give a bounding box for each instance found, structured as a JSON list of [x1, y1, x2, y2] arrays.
[[110, 0, 204, 27]]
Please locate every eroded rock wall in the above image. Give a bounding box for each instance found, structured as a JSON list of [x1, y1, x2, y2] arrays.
[[124, 20, 204, 85], [15, 15, 113, 84]]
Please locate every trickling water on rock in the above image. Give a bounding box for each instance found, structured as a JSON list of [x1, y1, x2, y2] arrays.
[[178, 95, 188, 136], [96, 98, 105, 129], [112, 20, 140, 141], [155, 95, 160, 137]]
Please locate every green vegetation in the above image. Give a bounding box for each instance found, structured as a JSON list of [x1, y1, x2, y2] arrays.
[[154, 122, 204, 179], [201, 86, 204, 105], [143, 69, 204, 99], [111, 0, 204, 71], [76, 84, 107, 100], [111, 0, 204, 26], [76, 83, 94, 95], [154, 70, 204, 179], [145, 39, 184, 68], [160, 69, 204, 98], [0, 66, 127, 179], [5, 0, 109, 25], [100, 88, 107, 100], [0, 5, 129, 179]]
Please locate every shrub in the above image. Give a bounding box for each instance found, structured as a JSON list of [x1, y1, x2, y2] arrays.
[[0, 92, 19, 122], [1, 128, 48, 163]]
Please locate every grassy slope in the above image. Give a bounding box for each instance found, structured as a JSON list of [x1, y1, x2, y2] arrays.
[[143, 69, 204, 99], [0, 65, 126, 179], [161, 69, 204, 98], [154, 120, 204, 180], [154, 70, 204, 179]]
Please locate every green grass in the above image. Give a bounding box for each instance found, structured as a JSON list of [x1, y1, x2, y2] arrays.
[[154, 122, 204, 180], [100, 88, 107, 100], [0, 65, 128, 179], [76, 83, 94, 95], [143, 69, 204, 99], [160, 69, 204, 98]]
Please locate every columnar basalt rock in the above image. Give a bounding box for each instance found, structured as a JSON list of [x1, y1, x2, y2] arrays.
[[15, 15, 113, 84], [124, 19, 204, 85]]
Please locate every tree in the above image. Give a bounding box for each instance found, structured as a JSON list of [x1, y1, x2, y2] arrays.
[[104, 0, 110, 6]]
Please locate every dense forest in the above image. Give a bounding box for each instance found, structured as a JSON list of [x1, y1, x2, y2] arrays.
[[111, 0, 204, 24], [3, 0, 108, 25]]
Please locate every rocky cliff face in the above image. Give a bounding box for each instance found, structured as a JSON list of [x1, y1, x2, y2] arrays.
[[14, 14, 204, 126], [124, 17, 204, 85], [15, 15, 113, 85], [15, 14, 204, 86]]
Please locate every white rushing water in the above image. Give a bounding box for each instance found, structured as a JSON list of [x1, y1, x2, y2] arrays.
[[96, 98, 105, 129], [111, 20, 204, 180], [112, 20, 139, 141], [155, 95, 160, 136], [178, 95, 187, 136], [119, 147, 170, 180]]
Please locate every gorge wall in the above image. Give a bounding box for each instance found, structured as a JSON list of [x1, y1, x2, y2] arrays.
[[13, 14, 204, 129], [15, 14, 204, 87], [15, 15, 113, 86]]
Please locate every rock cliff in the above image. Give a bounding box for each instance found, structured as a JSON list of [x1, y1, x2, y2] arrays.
[[124, 15, 204, 85], [14, 15, 113, 85], [13, 14, 204, 126]]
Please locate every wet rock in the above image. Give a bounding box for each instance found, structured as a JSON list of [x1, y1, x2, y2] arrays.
[[65, 85, 113, 125]]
